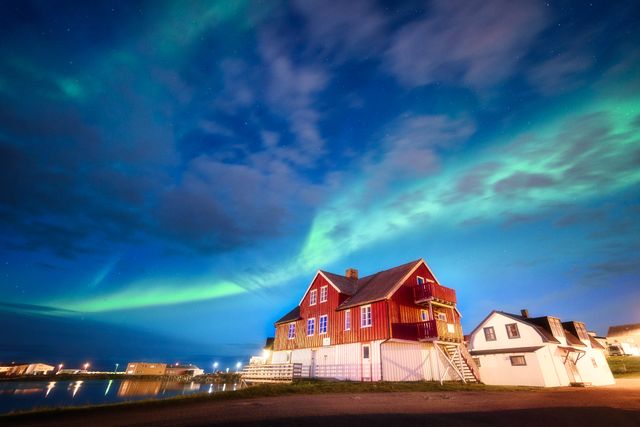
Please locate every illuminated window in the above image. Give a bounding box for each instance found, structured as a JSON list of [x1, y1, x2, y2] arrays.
[[287, 323, 296, 339], [420, 309, 429, 322], [483, 326, 496, 341], [345, 310, 351, 330], [506, 323, 520, 339], [319, 315, 328, 334], [510, 355, 526, 366], [307, 318, 315, 336], [361, 305, 372, 327], [320, 286, 328, 303], [309, 290, 317, 306]]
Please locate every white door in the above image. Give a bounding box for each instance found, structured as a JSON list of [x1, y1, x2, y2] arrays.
[[362, 344, 372, 381], [310, 350, 317, 378]]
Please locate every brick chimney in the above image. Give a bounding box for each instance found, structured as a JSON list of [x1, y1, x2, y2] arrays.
[[345, 268, 358, 280], [520, 309, 529, 318]]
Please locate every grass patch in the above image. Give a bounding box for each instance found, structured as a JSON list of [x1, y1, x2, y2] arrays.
[[608, 356, 640, 378], [1, 380, 537, 419]]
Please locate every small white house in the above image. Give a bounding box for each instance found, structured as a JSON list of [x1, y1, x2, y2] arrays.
[[468, 310, 614, 387]]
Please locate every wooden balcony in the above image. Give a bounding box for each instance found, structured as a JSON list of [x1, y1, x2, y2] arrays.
[[413, 283, 457, 305], [391, 320, 463, 342]]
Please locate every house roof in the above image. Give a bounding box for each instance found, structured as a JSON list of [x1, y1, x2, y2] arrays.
[[607, 323, 640, 336], [589, 336, 605, 350], [563, 330, 586, 347], [468, 311, 561, 344], [274, 306, 301, 325], [274, 259, 424, 324], [320, 270, 358, 295], [470, 346, 544, 356], [337, 259, 422, 309]]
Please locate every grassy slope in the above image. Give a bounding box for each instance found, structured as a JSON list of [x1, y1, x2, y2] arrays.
[[608, 356, 640, 378], [2, 381, 537, 418]]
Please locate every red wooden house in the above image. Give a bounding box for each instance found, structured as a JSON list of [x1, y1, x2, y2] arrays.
[[270, 259, 480, 382]]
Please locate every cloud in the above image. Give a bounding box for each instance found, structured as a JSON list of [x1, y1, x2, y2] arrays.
[[527, 51, 594, 95], [291, 0, 387, 60], [258, 29, 329, 165], [385, 0, 549, 89]]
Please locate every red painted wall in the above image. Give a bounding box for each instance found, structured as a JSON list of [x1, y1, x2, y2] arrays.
[[273, 273, 389, 351]]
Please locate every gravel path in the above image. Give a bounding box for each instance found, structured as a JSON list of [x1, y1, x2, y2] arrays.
[[5, 379, 640, 427]]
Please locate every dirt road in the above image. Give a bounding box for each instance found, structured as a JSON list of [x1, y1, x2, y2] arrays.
[[4, 379, 640, 427]]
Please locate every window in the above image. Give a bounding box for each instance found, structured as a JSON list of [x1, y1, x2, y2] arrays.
[[287, 323, 296, 340], [307, 318, 315, 336], [319, 315, 328, 334], [417, 276, 425, 286], [344, 310, 351, 331], [420, 309, 429, 322], [483, 326, 496, 341], [473, 357, 481, 368], [435, 311, 447, 321], [362, 345, 370, 359], [510, 355, 526, 366], [309, 289, 317, 306], [320, 286, 328, 303], [591, 357, 598, 368], [506, 323, 520, 339], [361, 305, 372, 327]]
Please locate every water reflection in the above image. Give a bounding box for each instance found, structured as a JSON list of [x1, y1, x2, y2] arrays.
[[0, 380, 243, 414], [45, 382, 55, 397]]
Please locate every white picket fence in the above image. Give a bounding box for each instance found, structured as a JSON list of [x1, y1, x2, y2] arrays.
[[241, 363, 303, 383]]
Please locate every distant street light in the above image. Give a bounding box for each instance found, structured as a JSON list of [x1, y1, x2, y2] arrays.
[[114, 363, 119, 374], [212, 362, 219, 373], [57, 364, 63, 373], [235, 362, 242, 372], [83, 363, 90, 372]]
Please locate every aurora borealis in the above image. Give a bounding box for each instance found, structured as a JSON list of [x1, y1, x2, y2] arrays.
[[1, 0, 639, 367]]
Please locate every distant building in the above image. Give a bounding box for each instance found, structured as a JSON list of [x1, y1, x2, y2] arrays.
[[125, 362, 167, 376], [165, 364, 204, 377], [468, 310, 614, 387], [607, 323, 640, 356], [0, 363, 54, 376]]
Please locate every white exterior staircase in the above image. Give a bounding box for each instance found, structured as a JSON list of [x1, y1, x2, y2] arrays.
[[436, 342, 481, 384]]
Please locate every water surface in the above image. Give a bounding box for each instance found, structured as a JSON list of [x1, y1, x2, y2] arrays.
[[0, 379, 239, 414]]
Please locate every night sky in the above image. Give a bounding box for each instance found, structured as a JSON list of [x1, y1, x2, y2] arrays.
[[1, 0, 639, 370]]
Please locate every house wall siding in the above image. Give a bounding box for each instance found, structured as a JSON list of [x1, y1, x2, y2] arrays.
[[273, 274, 390, 351]]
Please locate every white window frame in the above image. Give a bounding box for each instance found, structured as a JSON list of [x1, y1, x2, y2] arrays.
[[344, 310, 351, 331], [361, 305, 372, 328], [309, 289, 317, 306], [416, 276, 425, 286], [307, 318, 315, 336], [436, 311, 447, 321], [319, 314, 328, 334], [510, 355, 526, 366], [320, 285, 328, 303], [484, 326, 496, 341], [420, 309, 429, 322], [287, 323, 296, 340], [505, 323, 520, 339]]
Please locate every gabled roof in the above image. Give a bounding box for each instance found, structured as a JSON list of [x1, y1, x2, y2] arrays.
[[469, 311, 560, 344], [319, 270, 358, 295], [607, 323, 640, 336], [337, 259, 422, 309], [563, 330, 586, 347], [589, 335, 605, 350], [274, 306, 301, 325]]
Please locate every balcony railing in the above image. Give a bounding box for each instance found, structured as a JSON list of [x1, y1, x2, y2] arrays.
[[413, 282, 457, 304], [392, 320, 463, 342]]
